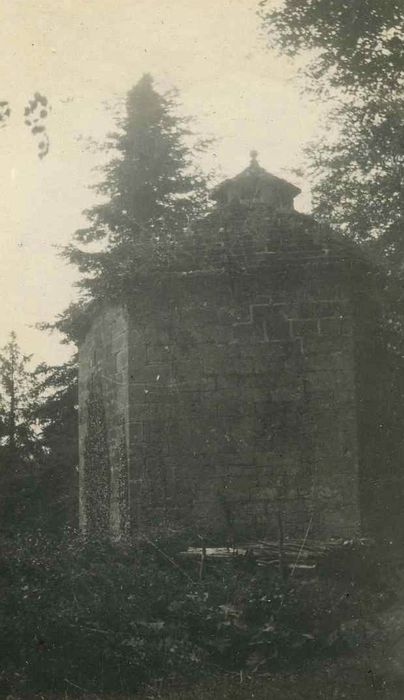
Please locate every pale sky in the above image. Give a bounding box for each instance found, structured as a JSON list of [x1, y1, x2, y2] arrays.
[[0, 0, 321, 365]]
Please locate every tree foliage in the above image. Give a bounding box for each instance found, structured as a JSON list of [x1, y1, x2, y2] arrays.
[[0, 332, 41, 467], [63, 74, 210, 310], [23, 92, 50, 159], [0, 92, 50, 157], [0, 532, 394, 696], [305, 97, 404, 259], [33, 358, 79, 528], [0, 333, 47, 530], [260, 0, 403, 94], [260, 0, 404, 265], [0, 334, 78, 531], [260, 2, 404, 516]]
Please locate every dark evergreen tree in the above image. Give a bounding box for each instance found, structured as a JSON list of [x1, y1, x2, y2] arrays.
[[63, 73, 210, 307], [0, 332, 41, 467], [33, 358, 79, 529], [37, 75, 211, 526], [0, 335, 78, 532], [0, 333, 46, 530]]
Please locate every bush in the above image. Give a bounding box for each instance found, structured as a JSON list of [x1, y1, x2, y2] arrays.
[[0, 531, 395, 695]]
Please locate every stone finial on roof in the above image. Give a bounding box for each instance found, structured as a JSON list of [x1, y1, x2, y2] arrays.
[[212, 153, 301, 212], [250, 149, 259, 165]]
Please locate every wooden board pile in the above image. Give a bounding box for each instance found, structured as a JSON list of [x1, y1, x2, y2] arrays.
[[182, 538, 371, 575]]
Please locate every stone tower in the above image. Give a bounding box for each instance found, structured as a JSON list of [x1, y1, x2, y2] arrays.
[[78, 154, 373, 540]]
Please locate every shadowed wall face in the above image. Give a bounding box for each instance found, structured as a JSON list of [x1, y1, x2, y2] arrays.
[[126, 216, 360, 540], [79, 204, 362, 541]]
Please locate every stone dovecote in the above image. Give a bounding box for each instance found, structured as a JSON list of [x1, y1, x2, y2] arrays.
[[78, 155, 384, 541]]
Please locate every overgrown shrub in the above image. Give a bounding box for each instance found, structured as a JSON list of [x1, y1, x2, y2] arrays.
[[0, 531, 395, 696]]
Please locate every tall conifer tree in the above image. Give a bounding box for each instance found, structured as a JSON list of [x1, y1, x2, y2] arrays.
[[32, 359, 79, 528], [64, 74, 209, 305], [0, 332, 41, 467]]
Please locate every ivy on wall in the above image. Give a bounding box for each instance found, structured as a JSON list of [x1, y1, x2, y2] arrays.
[[83, 376, 111, 534], [116, 417, 130, 535]]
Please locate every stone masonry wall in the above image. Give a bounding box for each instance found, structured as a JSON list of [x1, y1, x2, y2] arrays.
[[123, 210, 362, 540]]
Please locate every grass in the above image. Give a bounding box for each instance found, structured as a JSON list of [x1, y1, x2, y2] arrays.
[[12, 654, 404, 700], [2, 532, 402, 699]]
